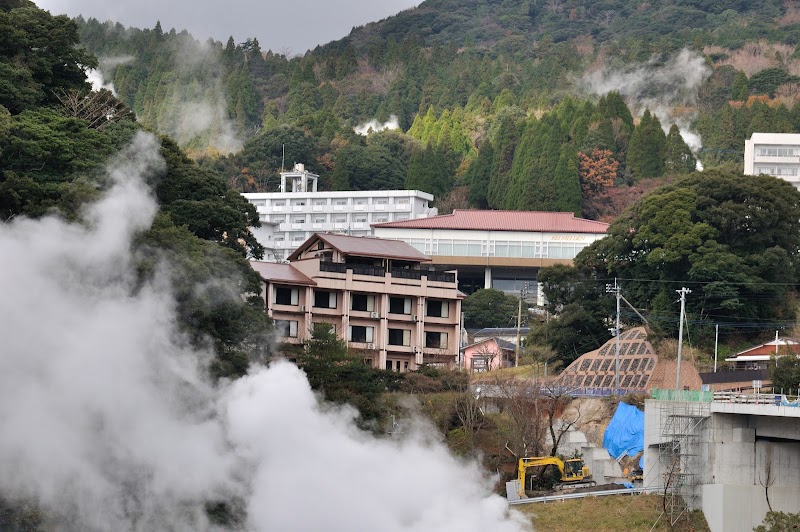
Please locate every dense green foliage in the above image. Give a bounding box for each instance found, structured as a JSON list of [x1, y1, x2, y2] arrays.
[[296, 326, 404, 424], [529, 265, 613, 366], [0, 1, 270, 380], [754, 511, 800, 532], [770, 356, 800, 393], [576, 170, 800, 338], [462, 288, 520, 329]]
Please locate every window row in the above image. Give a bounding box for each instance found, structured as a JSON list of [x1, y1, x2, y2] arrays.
[[274, 320, 449, 349], [263, 213, 399, 224], [405, 239, 590, 260], [274, 287, 450, 317], [755, 166, 799, 177], [249, 197, 414, 207], [756, 147, 799, 157]]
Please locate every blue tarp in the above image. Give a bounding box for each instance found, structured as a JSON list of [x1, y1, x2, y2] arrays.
[[602, 402, 644, 460]]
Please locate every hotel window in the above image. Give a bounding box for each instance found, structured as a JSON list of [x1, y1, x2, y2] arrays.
[[314, 199, 328, 206], [274, 286, 298, 305], [389, 296, 412, 315], [375, 198, 389, 204], [388, 328, 411, 346], [351, 293, 376, 312], [757, 147, 799, 156], [313, 215, 327, 224], [272, 201, 286, 207], [313, 290, 337, 309], [334, 199, 348, 205], [396, 198, 410, 204], [426, 300, 449, 318], [291, 232, 305, 242], [292, 216, 306, 224], [271, 215, 286, 224], [354, 215, 367, 223], [425, 331, 448, 349], [349, 325, 374, 343], [274, 320, 298, 338], [333, 215, 347, 223], [249, 199, 266, 207]]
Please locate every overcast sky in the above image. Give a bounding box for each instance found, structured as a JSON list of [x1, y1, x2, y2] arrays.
[[34, 0, 420, 54]]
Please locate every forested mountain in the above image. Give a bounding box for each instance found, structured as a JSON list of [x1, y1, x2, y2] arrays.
[[67, 0, 800, 220]]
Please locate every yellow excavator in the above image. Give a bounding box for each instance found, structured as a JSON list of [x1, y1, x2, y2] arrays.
[[514, 456, 596, 498]]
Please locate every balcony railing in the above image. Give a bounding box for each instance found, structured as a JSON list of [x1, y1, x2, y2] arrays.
[[425, 270, 456, 283], [391, 268, 422, 280], [319, 261, 455, 284], [319, 262, 348, 274]]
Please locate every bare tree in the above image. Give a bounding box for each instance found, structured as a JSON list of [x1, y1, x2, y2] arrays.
[[759, 455, 776, 513], [542, 382, 580, 457], [56, 88, 134, 130], [453, 389, 485, 450], [489, 375, 548, 459]]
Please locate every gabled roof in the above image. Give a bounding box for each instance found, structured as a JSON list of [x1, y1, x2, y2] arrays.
[[288, 233, 430, 262], [474, 327, 531, 337], [372, 210, 609, 234], [730, 338, 800, 358], [249, 261, 316, 286], [464, 337, 517, 352]]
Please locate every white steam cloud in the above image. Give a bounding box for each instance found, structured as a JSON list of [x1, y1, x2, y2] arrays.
[[0, 132, 527, 531], [86, 68, 117, 95], [579, 48, 711, 152], [354, 114, 400, 135]]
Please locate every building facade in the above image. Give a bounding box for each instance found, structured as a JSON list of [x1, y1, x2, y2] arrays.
[[462, 337, 516, 373], [744, 132, 800, 189], [372, 210, 609, 300], [250, 233, 463, 371], [242, 164, 437, 262]]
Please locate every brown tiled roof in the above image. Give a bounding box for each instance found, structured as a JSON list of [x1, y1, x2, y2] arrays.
[[249, 261, 316, 286], [372, 210, 609, 233], [289, 233, 430, 262]]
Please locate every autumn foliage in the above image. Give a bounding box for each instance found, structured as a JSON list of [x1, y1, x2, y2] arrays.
[[578, 149, 618, 196]]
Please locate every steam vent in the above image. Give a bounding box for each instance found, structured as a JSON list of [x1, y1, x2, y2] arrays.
[[555, 327, 702, 393]]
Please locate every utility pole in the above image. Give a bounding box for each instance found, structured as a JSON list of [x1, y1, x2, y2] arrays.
[[606, 279, 621, 394], [714, 324, 719, 373], [514, 282, 529, 368], [676, 287, 691, 391]]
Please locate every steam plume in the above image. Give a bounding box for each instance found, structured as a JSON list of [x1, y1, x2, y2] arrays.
[[0, 132, 528, 531], [579, 48, 710, 151], [354, 114, 400, 135]]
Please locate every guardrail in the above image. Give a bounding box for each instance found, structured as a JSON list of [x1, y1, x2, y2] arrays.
[[712, 391, 800, 407], [508, 485, 666, 506]]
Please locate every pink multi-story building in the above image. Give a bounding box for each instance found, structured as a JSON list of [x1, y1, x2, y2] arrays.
[[250, 233, 463, 371]]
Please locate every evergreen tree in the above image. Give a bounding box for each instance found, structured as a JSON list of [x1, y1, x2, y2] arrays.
[[731, 71, 749, 101], [627, 109, 666, 179], [552, 144, 582, 215], [663, 124, 696, 175]]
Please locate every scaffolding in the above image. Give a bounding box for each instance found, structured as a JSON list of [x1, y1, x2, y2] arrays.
[[657, 401, 710, 526]]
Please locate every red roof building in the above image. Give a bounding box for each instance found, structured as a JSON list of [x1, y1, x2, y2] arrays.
[[372, 210, 609, 301]]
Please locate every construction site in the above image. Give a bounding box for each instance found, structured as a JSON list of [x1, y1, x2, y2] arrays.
[[506, 389, 800, 532]]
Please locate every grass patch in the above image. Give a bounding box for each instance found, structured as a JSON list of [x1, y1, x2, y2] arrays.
[[515, 494, 709, 532]]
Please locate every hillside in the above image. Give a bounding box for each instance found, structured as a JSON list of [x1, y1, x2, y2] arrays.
[[68, 0, 800, 222]]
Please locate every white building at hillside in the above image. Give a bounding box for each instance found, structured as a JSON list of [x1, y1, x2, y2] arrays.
[[243, 164, 437, 261], [744, 133, 800, 189]]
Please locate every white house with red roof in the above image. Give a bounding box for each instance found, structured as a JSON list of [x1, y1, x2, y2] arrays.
[[372, 210, 609, 300]]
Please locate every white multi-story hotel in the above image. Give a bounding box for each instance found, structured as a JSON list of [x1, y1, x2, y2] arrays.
[[744, 133, 800, 189], [242, 164, 437, 261]]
